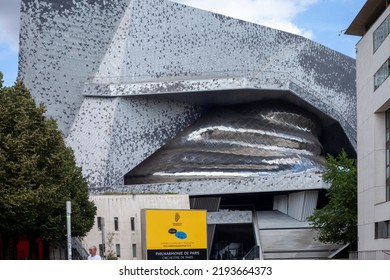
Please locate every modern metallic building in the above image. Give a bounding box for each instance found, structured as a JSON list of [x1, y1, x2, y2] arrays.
[[346, 0, 390, 260], [19, 0, 356, 259]]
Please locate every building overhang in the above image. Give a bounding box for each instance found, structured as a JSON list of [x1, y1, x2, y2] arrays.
[[346, 0, 389, 36], [101, 171, 327, 196], [84, 76, 357, 157]]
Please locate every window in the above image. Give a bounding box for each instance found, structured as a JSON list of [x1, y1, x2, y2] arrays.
[[114, 217, 119, 231], [374, 59, 390, 90], [97, 217, 102, 231], [132, 244, 137, 258], [386, 110, 390, 201], [374, 14, 390, 52], [375, 220, 390, 239], [115, 244, 121, 258], [131, 217, 135, 231]]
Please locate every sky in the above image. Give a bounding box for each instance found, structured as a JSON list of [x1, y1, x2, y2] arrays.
[[0, 0, 366, 87]]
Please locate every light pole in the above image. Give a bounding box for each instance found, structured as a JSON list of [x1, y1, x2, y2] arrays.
[[101, 217, 105, 259], [66, 201, 72, 260]]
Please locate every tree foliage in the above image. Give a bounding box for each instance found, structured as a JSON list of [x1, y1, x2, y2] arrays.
[[308, 150, 357, 245], [0, 74, 96, 249]]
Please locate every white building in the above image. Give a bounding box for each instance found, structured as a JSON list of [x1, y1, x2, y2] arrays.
[[346, 0, 390, 259], [83, 194, 190, 260]]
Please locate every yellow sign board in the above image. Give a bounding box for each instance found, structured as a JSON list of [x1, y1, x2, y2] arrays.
[[142, 209, 207, 260]]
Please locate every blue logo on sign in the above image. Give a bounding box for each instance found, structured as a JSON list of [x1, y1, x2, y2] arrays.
[[175, 231, 187, 239]]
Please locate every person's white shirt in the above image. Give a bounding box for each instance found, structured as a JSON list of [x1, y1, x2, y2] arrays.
[[88, 254, 102, 260], [87, 246, 102, 260]]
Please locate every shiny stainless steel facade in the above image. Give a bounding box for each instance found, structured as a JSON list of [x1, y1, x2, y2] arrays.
[[125, 102, 324, 184]]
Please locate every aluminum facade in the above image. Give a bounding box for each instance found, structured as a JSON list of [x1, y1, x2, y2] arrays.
[[18, 0, 356, 193]]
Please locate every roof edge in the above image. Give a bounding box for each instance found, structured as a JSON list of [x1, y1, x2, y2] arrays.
[[346, 0, 389, 36]]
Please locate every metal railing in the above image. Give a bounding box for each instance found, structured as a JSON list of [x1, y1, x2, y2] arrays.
[[72, 237, 89, 260], [243, 245, 260, 260]]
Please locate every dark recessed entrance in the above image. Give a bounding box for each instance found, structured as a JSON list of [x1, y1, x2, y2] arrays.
[[210, 224, 255, 260]]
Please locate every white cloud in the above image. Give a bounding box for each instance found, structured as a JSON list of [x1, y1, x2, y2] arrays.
[[0, 0, 21, 52], [172, 0, 317, 38]]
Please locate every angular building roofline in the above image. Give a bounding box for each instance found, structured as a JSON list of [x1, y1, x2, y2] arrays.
[[19, 0, 357, 190], [346, 0, 389, 36]]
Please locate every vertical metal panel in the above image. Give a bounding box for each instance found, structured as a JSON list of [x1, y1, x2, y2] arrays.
[[273, 195, 288, 214], [207, 224, 216, 259], [302, 190, 318, 221], [191, 197, 221, 212], [287, 190, 318, 221], [288, 191, 305, 221]]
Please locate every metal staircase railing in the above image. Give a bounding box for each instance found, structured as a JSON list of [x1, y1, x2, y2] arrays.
[[243, 245, 260, 260], [72, 237, 89, 260]]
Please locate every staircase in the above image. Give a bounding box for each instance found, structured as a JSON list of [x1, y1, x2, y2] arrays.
[[72, 238, 89, 260], [257, 211, 344, 259]]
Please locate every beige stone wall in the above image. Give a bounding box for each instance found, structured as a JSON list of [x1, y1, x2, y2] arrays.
[[82, 194, 190, 260]]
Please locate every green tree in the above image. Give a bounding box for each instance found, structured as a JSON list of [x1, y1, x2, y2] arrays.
[[0, 74, 96, 259], [308, 150, 357, 246]]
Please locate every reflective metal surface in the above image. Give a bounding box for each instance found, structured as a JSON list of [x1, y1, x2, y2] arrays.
[[125, 102, 325, 184]]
